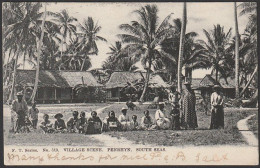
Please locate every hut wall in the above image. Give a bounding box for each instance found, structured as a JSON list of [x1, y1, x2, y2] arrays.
[[60, 88, 72, 100]]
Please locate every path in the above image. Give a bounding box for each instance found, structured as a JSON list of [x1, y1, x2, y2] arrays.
[[237, 114, 258, 146]]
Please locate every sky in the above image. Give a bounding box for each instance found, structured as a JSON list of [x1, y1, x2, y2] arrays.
[[14, 2, 250, 78]]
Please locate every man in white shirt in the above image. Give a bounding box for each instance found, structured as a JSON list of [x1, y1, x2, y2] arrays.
[[118, 107, 131, 131], [210, 85, 224, 129]]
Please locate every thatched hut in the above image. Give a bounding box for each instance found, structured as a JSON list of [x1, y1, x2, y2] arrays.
[[14, 70, 102, 103], [105, 71, 170, 102]]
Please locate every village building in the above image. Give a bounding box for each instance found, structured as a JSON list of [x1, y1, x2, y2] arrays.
[[15, 70, 103, 103], [105, 71, 171, 102]]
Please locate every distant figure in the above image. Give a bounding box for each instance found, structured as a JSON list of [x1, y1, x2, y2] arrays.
[[130, 115, 139, 131], [54, 113, 66, 133], [78, 112, 87, 134], [118, 107, 131, 131], [28, 102, 39, 129], [140, 110, 154, 130], [155, 103, 171, 130], [67, 111, 79, 133], [11, 92, 28, 133], [210, 85, 224, 129], [126, 100, 136, 110], [40, 114, 54, 133], [180, 82, 198, 130], [170, 100, 181, 130], [86, 111, 102, 134], [106, 111, 120, 131]]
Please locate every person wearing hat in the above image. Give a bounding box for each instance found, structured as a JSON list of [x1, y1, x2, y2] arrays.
[[210, 85, 224, 129], [40, 114, 54, 133], [54, 113, 66, 133], [86, 111, 102, 134], [11, 91, 28, 133], [155, 103, 171, 130], [118, 107, 131, 131], [67, 111, 79, 133], [180, 81, 198, 130]]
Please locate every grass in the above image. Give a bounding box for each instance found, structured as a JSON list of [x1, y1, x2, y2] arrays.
[[247, 112, 258, 137], [4, 103, 258, 146], [102, 104, 258, 146], [4, 103, 108, 146]]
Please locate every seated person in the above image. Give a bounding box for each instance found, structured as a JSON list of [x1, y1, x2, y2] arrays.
[[40, 114, 55, 133], [155, 103, 171, 130], [107, 111, 121, 131], [67, 111, 79, 133], [118, 107, 131, 131], [170, 101, 181, 130], [54, 113, 66, 133], [140, 110, 154, 130], [86, 111, 102, 134], [130, 115, 139, 131], [78, 111, 87, 134], [20, 116, 33, 133]]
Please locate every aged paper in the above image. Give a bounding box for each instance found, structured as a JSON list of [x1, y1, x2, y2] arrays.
[[2, 1, 258, 166]]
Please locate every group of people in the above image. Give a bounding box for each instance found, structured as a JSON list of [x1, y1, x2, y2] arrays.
[[10, 82, 225, 134]]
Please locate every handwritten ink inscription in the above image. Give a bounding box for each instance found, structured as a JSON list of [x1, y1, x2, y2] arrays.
[[6, 147, 229, 164]]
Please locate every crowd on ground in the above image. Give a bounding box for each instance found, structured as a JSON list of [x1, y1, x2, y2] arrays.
[[9, 82, 225, 134]]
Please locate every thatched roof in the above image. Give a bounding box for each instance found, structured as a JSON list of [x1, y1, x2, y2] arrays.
[[191, 78, 203, 89], [105, 71, 170, 89], [199, 75, 219, 88], [199, 74, 243, 89], [16, 70, 102, 88]]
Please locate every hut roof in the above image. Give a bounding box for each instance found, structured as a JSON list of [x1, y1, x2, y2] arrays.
[[199, 74, 244, 88], [105, 71, 170, 89], [16, 70, 102, 88], [191, 78, 203, 89], [199, 75, 220, 88], [59, 71, 103, 87]]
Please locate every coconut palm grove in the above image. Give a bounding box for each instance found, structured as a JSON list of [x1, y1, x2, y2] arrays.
[[2, 2, 258, 150]]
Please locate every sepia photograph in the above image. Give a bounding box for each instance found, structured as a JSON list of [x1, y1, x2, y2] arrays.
[[2, 1, 258, 165]]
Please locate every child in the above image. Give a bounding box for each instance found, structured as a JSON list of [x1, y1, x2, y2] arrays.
[[67, 111, 79, 133], [20, 116, 33, 133], [40, 114, 54, 133], [140, 110, 154, 130], [107, 111, 120, 131], [118, 107, 131, 131], [86, 111, 102, 134], [78, 111, 87, 134], [170, 101, 181, 130], [28, 102, 39, 129], [54, 113, 66, 133], [130, 115, 139, 131]]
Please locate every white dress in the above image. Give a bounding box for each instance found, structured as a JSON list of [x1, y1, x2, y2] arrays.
[[118, 114, 131, 130], [155, 109, 171, 129]]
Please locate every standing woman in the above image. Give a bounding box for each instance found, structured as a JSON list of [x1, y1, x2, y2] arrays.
[[180, 82, 198, 129], [210, 85, 224, 129]]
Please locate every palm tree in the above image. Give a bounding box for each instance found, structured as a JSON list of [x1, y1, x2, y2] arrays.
[[234, 2, 240, 98], [118, 5, 174, 102], [4, 2, 46, 102], [199, 24, 233, 82], [30, 3, 47, 103], [161, 18, 209, 84], [177, 2, 187, 93], [78, 17, 107, 71], [51, 9, 77, 57]]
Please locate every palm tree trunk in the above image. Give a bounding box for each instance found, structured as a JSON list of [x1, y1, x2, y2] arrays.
[[139, 57, 152, 102], [80, 56, 87, 71], [240, 66, 257, 97], [30, 3, 47, 104], [215, 67, 218, 82], [7, 50, 19, 103], [177, 2, 187, 93], [234, 2, 240, 99]]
